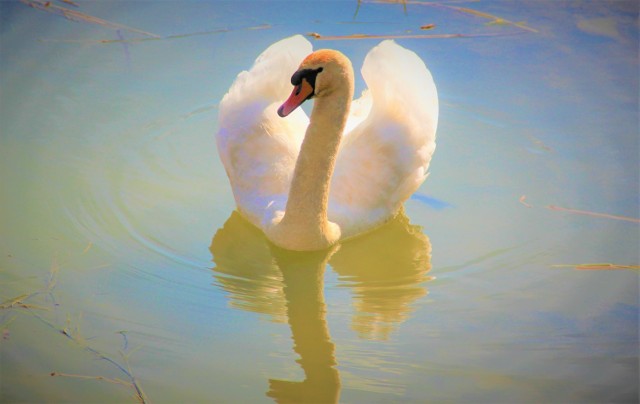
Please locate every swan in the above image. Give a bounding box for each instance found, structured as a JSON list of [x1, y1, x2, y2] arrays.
[[216, 35, 438, 251]]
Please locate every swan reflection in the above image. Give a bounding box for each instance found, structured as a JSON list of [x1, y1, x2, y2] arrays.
[[210, 210, 432, 402], [330, 213, 432, 340]]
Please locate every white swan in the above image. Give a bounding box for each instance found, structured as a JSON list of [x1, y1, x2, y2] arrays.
[[216, 35, 438, 251]]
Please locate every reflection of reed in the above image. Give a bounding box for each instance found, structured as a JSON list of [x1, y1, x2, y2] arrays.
[[210, 210, 432, 402]]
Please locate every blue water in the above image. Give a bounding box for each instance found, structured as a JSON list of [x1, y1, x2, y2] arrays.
[[1, 1, 638, 402]]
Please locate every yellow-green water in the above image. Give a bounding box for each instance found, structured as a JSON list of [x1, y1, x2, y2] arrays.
[[1, 1, 638, 402]]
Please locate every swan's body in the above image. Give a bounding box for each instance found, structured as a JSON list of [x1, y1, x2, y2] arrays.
[[216, 35, 438, 251]]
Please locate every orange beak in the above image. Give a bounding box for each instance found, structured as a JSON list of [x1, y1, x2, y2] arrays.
[[277, 79, 314, 117]]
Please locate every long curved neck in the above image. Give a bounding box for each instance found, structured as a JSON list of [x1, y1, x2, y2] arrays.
[[270, 85, 352, 251], [286, 93, 350, 224]]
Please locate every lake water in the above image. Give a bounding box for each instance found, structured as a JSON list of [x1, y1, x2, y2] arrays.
[[1, 1, 638, 402]]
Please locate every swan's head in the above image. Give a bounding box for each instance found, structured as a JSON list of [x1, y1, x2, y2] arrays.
[[278, 49, 353, 117]]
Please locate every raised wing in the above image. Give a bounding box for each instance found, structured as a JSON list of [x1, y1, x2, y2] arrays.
[[216, 35, 312, 228], [329, 40, 439, 237]]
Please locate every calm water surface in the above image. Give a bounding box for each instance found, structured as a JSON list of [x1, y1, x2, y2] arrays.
[[1, 1, 638, 402]]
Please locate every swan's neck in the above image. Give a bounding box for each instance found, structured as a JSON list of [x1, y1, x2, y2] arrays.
[[269, 87, 352, 250]]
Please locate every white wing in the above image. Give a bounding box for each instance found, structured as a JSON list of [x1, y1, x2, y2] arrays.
[[216, 35, 312, 229], [329, 40, 439, 237]]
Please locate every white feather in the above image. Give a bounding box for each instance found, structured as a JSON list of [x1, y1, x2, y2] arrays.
[[217, 36, 311, 229], [216, 36, 438, 239]]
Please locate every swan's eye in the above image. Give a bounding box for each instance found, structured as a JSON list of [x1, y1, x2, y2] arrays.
[[291, 70, 304, 86], [290, 67, 324, 87]]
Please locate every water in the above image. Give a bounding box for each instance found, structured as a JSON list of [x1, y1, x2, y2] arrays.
[[1, 1, 638, 402]]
